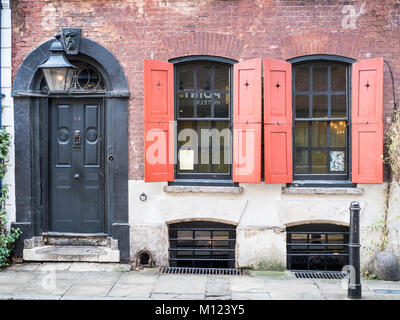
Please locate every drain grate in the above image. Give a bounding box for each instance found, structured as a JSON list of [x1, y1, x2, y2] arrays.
[[158, 267, 249, 276], [294, 271, 347, 280]]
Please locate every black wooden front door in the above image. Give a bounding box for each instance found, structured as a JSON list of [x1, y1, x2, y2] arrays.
[[49, 99, 105, 233]]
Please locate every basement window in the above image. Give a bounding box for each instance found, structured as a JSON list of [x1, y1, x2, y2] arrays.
[[286, 224, 349, 271], [168, 221, 236, 269]]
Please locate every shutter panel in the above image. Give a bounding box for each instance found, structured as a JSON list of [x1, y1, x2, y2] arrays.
[[144, 59, 174, 182], [233, 123, 261, 183], [352, 57, 383, 125], [352, 123, 383, 183], [263, 58, 292, 125], [263, 58, 293, 183], [233, 59, 262, 182], [352, 58, 384, 183], [264, 124, 292, 183]]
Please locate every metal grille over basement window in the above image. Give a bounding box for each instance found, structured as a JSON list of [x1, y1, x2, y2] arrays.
[[168, 221, 236, 269], [286, 224, 349, 271]]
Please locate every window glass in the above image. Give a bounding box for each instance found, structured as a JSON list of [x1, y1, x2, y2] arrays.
[[176, 61, 232, 180], [293, 62, 349, 180], [295, 95, 309, 118]]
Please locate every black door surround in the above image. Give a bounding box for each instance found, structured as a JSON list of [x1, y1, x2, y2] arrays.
[[12, 37, 130, 262]]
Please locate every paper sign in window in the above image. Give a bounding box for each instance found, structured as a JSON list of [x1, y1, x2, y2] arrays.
[[330, 151, 345, 172], [179, 149, 194, 170]]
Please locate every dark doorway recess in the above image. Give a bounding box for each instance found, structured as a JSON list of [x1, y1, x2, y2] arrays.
[[12, 37, 130, 262], [168, 221, 236, 269], [286, 223, 349, 271]]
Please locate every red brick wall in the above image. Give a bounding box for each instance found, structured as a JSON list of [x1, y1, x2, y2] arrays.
[[12, 0, 400, 180]]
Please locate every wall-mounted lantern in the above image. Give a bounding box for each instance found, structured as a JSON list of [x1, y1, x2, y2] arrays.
[[38, 33, 77, 92]]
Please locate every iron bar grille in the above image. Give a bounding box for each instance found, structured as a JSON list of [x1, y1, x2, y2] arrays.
[[286, 224, 349, 271], [168, 221, 236, 269], [158, 267, 248, 276]]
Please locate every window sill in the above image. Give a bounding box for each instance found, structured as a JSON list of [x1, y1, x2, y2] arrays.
[[163, 185, 244, 194], [282, 187, 364, 195]]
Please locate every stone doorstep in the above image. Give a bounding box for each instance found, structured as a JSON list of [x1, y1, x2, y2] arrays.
[[42, 233, 118, 249], [23, 245, 120, 263]]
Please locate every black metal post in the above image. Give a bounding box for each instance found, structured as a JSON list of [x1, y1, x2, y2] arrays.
[[348, 201, 362, 299]]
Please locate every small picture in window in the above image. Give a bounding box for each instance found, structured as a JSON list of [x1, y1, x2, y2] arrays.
[[179, 149, 194, 171], [330, 151, 345, 172]]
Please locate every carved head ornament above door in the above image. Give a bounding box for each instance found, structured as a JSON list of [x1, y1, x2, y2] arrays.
[[61, 28, 82, 55]]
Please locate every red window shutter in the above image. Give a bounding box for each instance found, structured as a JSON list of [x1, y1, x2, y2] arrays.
[[144, 59, 174, 123], [263, 58, 293, 183], [233, 58, 262, 124], [352, 123, 383, 183], [233, 123, 261, 183], [352, 57, 383, 125], [233, 59, 262, 182], [144, 59, 174, 182], [352, 58, 384, 184], [264, 124, 292, 183], [263, 59, 292, 125]]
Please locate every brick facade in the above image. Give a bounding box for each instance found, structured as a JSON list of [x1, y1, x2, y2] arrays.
[[12, 0, 400, 180]]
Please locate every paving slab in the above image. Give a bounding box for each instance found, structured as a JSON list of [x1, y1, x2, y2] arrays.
[[37, 262, 72, 271], [0, 271, 38, 284], [64, 282, 115, 297], [150, 293, 205, 300], [6, 263, 41, 271], [68, 262, 131, 272], [108, 282, 154, 298], [230, 277, 268, 293], [0, 283, 26, 295], [265, 281, 324, 300], [153, 275, 207, 295], [117, 272, 158, 285], [75, 272, 122, 284], [205, 277, 230, 298], [14, 278, 74, 296], [231, 292, 271, 300], [364, 280, 400, 290]]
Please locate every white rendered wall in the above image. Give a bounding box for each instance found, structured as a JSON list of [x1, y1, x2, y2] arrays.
[[128, 180, 391, 271], [1, 1, 15, 230]]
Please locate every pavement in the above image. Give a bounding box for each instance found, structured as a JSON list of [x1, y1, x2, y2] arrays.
[[0, 262, 399, 300]]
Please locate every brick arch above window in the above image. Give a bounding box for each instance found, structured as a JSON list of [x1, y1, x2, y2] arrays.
[[279, 32, 368, 61], [160, 32, 244, 61]]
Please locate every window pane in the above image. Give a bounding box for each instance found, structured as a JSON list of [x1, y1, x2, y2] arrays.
[[178, 93, 194, 118], [331, 65, 346, 91], [214, 65, 229, 90], [312, 150, 328, 174], [214, 92, 229, 118], [178, 65, 194, 90], [312, 121, 327, 147], [295, 95, 309, 118], [331, 95, 347, 118], [196, 92, 212, 117], [295, 149, 308, 174], [330, 121, 346, 147], [295, 67, 310, 91], [198, 147, 211, 172], [178, 121, 197, 147], [212, 148, 230, 173], [312, 67, 328, 91], [198, 121, 211, 146], [197, 64, 212, 90], [312, 95, 328, 118], [213, 121, 230, 147], [295, 122, 308, 147]]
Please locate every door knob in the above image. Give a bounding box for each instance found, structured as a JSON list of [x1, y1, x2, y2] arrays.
[[74, 173, 80, 179]]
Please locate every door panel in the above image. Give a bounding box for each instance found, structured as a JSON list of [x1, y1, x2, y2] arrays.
[[49, 99, 105, 233]]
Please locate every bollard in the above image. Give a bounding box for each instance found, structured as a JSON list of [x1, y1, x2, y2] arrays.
[[348, 201, 362, 299]]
